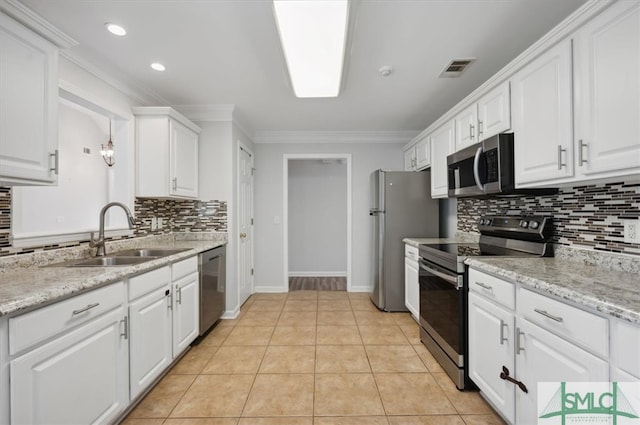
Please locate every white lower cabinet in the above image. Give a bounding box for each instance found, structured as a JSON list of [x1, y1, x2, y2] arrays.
[[10, 282, 128, 425], [404, 244, 419, 321], [128, 267, 172, 400], [515, 318, 609, 425], [468, 292, 515, 424], [468, 268, 611, 425], [172, 271, 199, 355]]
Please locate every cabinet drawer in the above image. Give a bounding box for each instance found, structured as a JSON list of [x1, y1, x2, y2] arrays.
[[405, 244, 419, 261], [468, 268, 515, 310], [519, 288, 608, 357], [9, 281, 125, 355], [172, 256, 197, 281], [129, 266, 171, 300]]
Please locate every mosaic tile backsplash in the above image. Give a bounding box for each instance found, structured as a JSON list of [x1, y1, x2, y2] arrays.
[[457, 181, 640, 256], [0, 187, 227, 257]]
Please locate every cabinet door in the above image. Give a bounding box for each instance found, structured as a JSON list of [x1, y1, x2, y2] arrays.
[[404, 258, 419, 320], [430, 121, 455, 198], [404, 148, 416, 171], [170, 119, 199, 198], [11, 308, 128, 425], [574, 1, 640, 176], [478, 82, 511, 141], [129, 286, 172, 399], [173, 272, 199, 356], [0, 14, 58, 185], [455, 103, 478, 151], [415, 138, 431, 170], [512, 40, 573, 186], [468, 292, 515, 424], [515, 318, 609, 425]]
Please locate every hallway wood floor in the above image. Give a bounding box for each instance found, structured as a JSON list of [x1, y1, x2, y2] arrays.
[[289, 276, 347, 291], [122, 290, 504, 425]]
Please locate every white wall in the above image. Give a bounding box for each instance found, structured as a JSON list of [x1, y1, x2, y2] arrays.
[[288, 159, 347, 275], [254, 142, 403, 292]]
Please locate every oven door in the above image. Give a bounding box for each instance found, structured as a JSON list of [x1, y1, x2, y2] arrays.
[[418, 258, 465, 366]]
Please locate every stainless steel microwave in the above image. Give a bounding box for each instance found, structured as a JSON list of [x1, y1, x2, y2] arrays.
[[447, 133, 555, 197]]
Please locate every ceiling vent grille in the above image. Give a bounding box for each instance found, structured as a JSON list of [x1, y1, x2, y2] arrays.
[[438, 58, 476, 78]]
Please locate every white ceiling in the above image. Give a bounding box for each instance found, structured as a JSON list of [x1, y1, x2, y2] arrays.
[[20, 0, 587, 135]]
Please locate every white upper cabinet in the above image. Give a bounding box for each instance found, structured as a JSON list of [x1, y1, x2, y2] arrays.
[[134, 107, 200, 199], [512, 39, 574, 186], [0, 13, 59, 186], [430, 120, 455, 198], [454, 82, 511, 151], [404, 136, 431, 171], [573, 0, 640, 178]]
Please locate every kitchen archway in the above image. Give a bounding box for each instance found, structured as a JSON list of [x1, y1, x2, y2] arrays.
[[283, 154, 352, 292]]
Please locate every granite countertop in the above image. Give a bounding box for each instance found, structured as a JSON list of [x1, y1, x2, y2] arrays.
[[466, 256, 640, 325], [0, 238, 225, 317]]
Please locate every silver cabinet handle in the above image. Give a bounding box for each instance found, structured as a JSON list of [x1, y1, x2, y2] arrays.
[[516, 327, 525, 354], [469, 124, 475, 140], [50, 150, 59, 175], [72, 302, 99, 316], [534, 308, 563, 322], [478, 120, 483, 138], [167, 289, 173, 310], [120, 315, 129, 340], [500, 320, 508, 345], [557, 145, 566, 170], [176, 284, 182, 305], [578, 139, 588, 166], [475, 281, 493, 290], [172, 177, 178, 191]]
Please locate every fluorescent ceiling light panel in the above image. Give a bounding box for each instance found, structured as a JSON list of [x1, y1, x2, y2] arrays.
[[273, 0, 348, 98]]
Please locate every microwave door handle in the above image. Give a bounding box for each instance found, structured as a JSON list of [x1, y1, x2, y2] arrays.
[[473, 146, 485, 192]]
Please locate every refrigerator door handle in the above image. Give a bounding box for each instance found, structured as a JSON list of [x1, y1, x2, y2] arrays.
[[369, 209, 384, 216]]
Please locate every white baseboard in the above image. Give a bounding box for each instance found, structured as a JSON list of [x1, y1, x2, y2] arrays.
[[288, 271, 347, 277], [348, 285, 371, 293], [253, 286, 288, 293], [221, 306, 240, 320]]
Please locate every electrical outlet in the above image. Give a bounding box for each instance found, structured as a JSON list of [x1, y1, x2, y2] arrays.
[[624, 220, 640, 243], [157, 217, 163, 229], [150, 217, 158, 231]]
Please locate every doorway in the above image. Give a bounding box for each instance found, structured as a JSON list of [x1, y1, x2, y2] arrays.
[[283, 154, 352, 292], [238, 144, 254, 306]]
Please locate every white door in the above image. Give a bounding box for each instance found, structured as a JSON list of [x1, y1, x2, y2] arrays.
[[404, 148, 416, 171], [172, 272, 199, 356], [238, 146, 254, 304], [129, 286, 172, 399], [515, 319, 609, 425], [170, 119, 198, 198], [468, 292, 515, 424], [574, 1, 640, 176], [415, 138, 431, 170], [512, 39, 573, 186], [454, 103, 478, 150], [478, 81, 511, 141], [10, 308, 128, 425], [0, 14, 59, 185], [430, 121, 454, 198]]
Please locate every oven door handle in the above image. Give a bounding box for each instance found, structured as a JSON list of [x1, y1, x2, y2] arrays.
[[473, 146, 485, 192], [418, 261, 463, 290]]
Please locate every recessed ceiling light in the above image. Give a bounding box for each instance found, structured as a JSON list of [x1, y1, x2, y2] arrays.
[[150, 63, 166, 72], [273, 0, 349, 98], [105, 23, 126, 36]]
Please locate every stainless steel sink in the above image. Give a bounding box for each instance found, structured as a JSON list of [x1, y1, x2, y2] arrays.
[[48, 256, 157, 267], [112, 248, 190, 257]]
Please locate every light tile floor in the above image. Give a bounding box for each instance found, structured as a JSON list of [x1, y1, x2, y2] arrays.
[[122, 291, 506, 425]]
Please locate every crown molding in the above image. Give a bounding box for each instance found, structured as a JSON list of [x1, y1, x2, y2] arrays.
[[175, 104, 236, 122], [0, 0, 78, 48], [132, 106, 202, 133], [254, 130, 419, 144], [405, 0, 614, 150], [59, 50, 170, 107]]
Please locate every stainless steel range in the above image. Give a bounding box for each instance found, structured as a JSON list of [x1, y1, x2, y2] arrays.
[[418, 215, 553, 390]]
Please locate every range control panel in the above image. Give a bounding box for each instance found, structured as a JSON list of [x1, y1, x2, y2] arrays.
[[477, 215, 553, 241]]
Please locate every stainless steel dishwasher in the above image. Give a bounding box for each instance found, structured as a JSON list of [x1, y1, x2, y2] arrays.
[[198, 245, 226, 335]]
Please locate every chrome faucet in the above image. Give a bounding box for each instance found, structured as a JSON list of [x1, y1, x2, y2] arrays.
[[90, 202, 136, 256]]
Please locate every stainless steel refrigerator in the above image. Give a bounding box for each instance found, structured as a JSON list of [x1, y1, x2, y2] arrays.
[[369, 170, 439, 311]]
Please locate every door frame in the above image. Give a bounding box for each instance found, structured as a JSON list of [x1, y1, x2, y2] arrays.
[[237, 142, 255, 303], [282, 153, 352, 292]]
